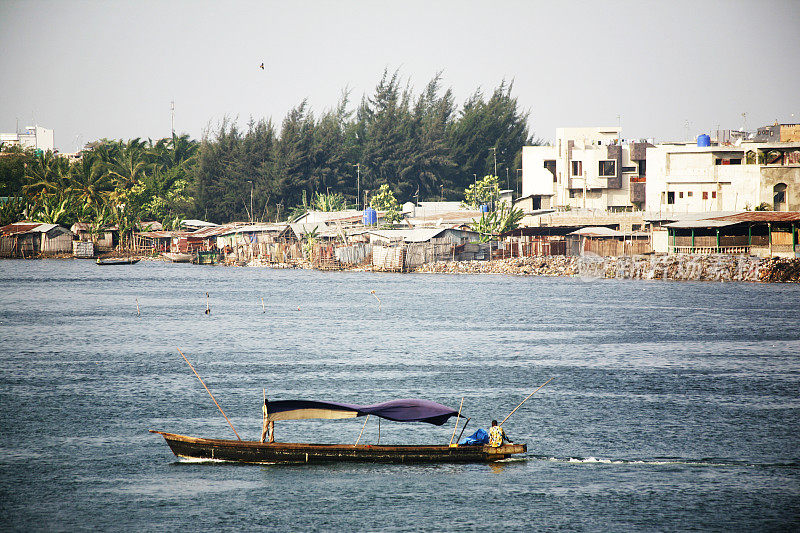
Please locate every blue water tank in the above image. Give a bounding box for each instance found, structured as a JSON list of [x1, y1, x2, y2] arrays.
[[363, 206, 377, 225], [697, 134, 711, 147], [480, 204, 489, 213]]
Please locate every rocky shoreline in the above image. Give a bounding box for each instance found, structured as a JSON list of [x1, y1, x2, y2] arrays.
[[412, 255, 800, 283]]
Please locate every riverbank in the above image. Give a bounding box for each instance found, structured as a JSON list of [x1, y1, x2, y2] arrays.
[[5, 253, 799, 282]]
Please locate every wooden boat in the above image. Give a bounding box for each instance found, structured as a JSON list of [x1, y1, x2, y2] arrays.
[[161, 252, 192, 263], [151, 398, 527, 464], [149, 430, 525, 464], [96, 257, 141, 265], [192, 250, 221, 265]]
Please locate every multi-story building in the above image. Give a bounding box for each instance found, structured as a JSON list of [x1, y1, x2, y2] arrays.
[[0, 126, 55, 153], [645, 140, 800, 213], [521, 127, 651, 212]]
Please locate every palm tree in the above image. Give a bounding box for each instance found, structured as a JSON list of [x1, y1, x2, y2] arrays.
[[67, 152, 112, 210], [22, 150, 69, 201], [108, 138, 148, 189]]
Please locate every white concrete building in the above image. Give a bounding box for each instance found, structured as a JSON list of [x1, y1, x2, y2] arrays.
[[0, 126, 54, 152], [521, 127, 650, 212], [645, 142, 800, 213]]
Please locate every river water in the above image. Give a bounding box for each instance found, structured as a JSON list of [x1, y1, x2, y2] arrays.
[[0, 259, 798, 531]]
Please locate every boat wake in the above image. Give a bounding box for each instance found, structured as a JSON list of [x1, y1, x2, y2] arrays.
[[527, 455, 799, 468]]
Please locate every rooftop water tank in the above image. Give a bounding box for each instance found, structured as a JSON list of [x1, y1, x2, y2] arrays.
[[697, 134, 711, 147], [363, 206, 377, 225]]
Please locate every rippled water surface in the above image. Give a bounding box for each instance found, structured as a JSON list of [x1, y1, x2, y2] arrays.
[[1, 260, 799, 531]]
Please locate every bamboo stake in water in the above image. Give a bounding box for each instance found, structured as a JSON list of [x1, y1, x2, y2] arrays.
[[370, 290, 381, 311], [499, 377, 554, 427], [449, 397, 464, 445], [205, 292, 210, 315], [355, 415, 370, 446], [261, 297, 265, 313], [136, 298, 140, 317], [177, 347, 241, 440]]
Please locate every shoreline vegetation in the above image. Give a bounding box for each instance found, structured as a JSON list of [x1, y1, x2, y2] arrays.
[[9, 254, 800, 283], [1, 71, 533, 232]]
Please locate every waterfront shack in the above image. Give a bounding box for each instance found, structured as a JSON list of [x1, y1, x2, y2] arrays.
[[0, 222, 73, 257], [566, 226, 651, 257], [664, 211, 800, 258], [71, 222, 117, 252]]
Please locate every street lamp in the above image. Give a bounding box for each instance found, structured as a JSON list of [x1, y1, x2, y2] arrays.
[[489, 147, 497, 177]]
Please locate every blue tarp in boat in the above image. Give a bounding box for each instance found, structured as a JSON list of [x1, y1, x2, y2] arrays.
[[265, 399, 461, 426], [458, 428, 489, 445]]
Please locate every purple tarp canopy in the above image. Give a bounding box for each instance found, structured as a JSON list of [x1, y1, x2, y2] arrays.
[[265, 399, 461, 426]]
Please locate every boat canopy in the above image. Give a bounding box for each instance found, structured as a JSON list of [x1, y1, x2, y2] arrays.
[[265, 399, 461, 426]]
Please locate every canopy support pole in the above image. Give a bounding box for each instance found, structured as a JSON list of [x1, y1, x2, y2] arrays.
[[456, 417, 471, 444], [449, 397, 464, 446], [355, 415, 370, 446]]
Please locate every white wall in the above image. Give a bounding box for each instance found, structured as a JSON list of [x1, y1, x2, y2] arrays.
[[521, 145, 556, 196]]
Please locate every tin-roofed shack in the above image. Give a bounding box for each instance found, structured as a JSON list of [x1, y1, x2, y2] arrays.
[[665, 211, 800, 258], [71, 222, 117, 252], [1, 222, 74, 258], [566, 227, 651, 257], [364, 227, 484, 270], [218, 223, 298, 264]]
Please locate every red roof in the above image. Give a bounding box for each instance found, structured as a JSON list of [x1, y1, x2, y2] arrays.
[[710, 212, 800, 223], [0, 222, 43, 235]]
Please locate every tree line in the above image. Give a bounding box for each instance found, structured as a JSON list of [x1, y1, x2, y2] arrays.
[[1, 70, 536, 228]]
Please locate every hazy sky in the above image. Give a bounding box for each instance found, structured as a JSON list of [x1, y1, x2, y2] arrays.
[[2, 0, 798, 152]]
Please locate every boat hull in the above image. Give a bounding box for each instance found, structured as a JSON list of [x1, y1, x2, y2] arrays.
[[150, 430, 526, 464], [96, 258, 140, 265], [161, 252, 192, 263]]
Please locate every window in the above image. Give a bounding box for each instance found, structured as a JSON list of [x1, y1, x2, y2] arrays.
[[571, 160, 582, 176], [638, 160, 646, 177], [679, 192, 684, 199], [702, 192, 708, 200], [544, 160, 556, 182], [712, 191, 717, 198], [774, 183, 787, 211], [622, 166, 637, 173], [599, 160, 616, 176], [667, 192, 675, 204], [687, 191, 693, 197], [730, 158, 741, 165]]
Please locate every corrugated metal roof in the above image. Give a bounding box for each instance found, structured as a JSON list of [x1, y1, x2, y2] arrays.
[[217, 224, 287, 236], [1, 222, 44, 235], [709, 212, 800, 223], [568, 227, 623, 237], [180, 219, 219, 228], [665, 219, 739, 229]]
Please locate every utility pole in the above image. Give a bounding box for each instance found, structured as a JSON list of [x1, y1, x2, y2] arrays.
[[353, 163, 360, 210], [516, 169, 522, 197], [490, 147, 497, 177], [247, 180, 253, 223], [171, 100, 175, 137]]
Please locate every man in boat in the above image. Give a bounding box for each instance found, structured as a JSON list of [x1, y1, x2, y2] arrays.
[[260, 397, 274, 443], [488, 420, 512, 447]]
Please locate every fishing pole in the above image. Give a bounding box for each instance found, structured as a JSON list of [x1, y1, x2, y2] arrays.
[[499, 377, 554, 427], [177, 347, 241, 440]]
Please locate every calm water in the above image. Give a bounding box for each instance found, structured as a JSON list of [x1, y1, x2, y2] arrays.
[[0, 259, 798, 531]]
